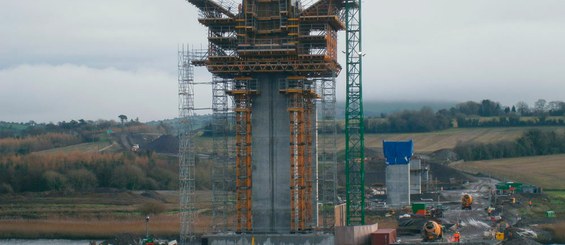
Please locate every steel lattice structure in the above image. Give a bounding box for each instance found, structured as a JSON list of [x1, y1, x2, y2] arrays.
[[178, 46, 197, 244], [317, 76, 337, 229], [211, 76, 234, 232], [344, 0, 365, 225]]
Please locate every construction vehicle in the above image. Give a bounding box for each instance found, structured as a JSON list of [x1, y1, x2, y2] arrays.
[[422, 220, 443, 242], [495, 221, 511, 241], [461, 194, 473, 210]]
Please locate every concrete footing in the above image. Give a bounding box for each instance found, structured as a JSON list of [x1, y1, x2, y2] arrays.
[[202, 233, 334, 245]]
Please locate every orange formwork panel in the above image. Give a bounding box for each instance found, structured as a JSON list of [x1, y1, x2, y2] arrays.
[[232, 81, 255, 233]]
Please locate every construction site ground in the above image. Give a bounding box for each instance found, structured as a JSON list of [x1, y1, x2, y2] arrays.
[[376, 174, 553, 244]]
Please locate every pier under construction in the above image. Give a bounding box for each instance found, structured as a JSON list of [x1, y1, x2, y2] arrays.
[[178, 0, 362, 244]]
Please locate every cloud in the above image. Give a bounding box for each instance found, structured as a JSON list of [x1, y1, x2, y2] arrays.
[[1, 0, 565, 123], [0, 0, 206, 71], [355, 0, 565, 106], [0, 64, 181, 122]]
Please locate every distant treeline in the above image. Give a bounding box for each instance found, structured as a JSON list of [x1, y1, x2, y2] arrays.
[[195, 99, 565, 135], [364, 99, 565, 133], [454, 129, 565, 161], [0, 152, 178, 194], [365, 107, 452, 133], [0, 120, 119, 139], [0, 118, 161, 140], [0, 133, 83, 155]]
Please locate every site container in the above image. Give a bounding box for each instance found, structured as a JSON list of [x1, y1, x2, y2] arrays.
[[411, 203, 426, 213], [370, 229, 397, 245], [496, 182, 523, 192]]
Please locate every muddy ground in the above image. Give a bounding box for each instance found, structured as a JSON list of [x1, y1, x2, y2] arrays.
[[366, 161, 553, 244]]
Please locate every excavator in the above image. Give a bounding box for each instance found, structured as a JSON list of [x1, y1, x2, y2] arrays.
[[462, 193, 473, 210], [422, 220, 443, 242]]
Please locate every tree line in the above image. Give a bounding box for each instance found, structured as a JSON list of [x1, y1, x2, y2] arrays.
[[0, 133, 83, 155], [0, 118, 149, 140], [364, 99, 565, 133], [454, 129, 565, 161], [0, 152, 178, 194]]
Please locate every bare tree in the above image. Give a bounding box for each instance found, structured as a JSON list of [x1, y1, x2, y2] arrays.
[[515, 101, 530, 116], [534, 99, 547, 114]]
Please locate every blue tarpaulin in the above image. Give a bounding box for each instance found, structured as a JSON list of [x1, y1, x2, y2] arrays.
[[383, 140, 414, 165]]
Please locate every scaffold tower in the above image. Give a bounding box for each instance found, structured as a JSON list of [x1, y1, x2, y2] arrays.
[[178, 46, 198, 243], [317, 76, 337, 230], [211, 75, 234, 232]]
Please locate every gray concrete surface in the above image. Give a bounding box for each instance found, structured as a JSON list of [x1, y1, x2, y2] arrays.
[[251, 75, 317, 233], [410, 159, 422, 195], [252, 75, 291, 233], [386, 164, 411, 207]]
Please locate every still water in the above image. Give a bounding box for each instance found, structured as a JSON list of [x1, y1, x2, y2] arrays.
[[0, 240, 100, 245]]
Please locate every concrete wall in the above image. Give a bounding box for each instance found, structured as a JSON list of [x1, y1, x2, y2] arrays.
[[334, 223, 379, 245], [410, 159, 422, 194], [252, 75, 291, 233], [386, 164, 410, 207], [251, 75, 318, 233], [204, 234, 334, 245]]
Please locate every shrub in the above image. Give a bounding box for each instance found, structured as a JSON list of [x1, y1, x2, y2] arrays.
[[110, 165, 146, 190], [67, 169, 98, 191], [43, 170, 68, 191], [0, 183, 13, 194]]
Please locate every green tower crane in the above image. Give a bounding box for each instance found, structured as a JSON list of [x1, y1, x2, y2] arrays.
[[345, 0, 365, 225]]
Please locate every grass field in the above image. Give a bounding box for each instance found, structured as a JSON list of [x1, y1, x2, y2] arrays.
[[194, 127, 542, 154], [362, 127, 530, 153], [451, 154, 565, 189], [0, 216, 179, 239], [35, 141, 115, 154], [0, 190, 214, 239], [40, 127, 557, 155]]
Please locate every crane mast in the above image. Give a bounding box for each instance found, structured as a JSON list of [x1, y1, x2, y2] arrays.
[[344, 0, 365, 225]]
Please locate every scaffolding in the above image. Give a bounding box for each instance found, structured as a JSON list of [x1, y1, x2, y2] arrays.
[[211, 76, 234, 232], [178, 46, 199, 244], [227, 77, 258, 233], [187, 0, 344, 79], [317, 75, 337, 230], [185, 0, 346, 235], [280, 76, 316, 232]]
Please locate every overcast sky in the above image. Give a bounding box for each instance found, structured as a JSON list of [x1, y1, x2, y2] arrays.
[[1, 0, 564, 123]]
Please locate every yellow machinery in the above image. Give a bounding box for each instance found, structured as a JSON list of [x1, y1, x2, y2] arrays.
[[495, 232, 505, 241], [422, 221, 443, 242], [462, 194, 473, 210]]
